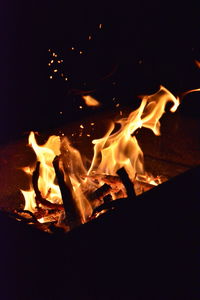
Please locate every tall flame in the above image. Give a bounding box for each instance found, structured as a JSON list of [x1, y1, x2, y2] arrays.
[[88, 86, 179, 180]]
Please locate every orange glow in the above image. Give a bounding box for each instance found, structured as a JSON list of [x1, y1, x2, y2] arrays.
[[82, 95, 101, 107], [195, 60, 200, 68]]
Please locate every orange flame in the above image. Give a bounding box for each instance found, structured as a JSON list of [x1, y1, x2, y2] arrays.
[[88, 86, 179, 180], [22, 86, 180, 222], [21, 133, 62, 214]]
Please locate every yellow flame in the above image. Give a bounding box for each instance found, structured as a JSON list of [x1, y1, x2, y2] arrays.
[[21, 190, 36, 211], [88, 86, 179, 180], [22, 132, 62, 213], [29, 132, 62, 203], [82, 95, 101, 107], [60, 137, 93, 220]]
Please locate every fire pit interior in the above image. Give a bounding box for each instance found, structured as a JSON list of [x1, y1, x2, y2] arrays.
[[0, 85, 199, 234]]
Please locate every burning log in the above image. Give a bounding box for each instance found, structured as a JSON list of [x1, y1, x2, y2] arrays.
[[53, 156, 83, 229], [91, 196, 127, 217], [8, 210, 38, 224], [32, 161, 64, 211], [103, 194, 112, 203], [15, 209, 38, 222], [117, 167, 136, 199], [85, 173, 156, 198], [88, 183, 112, 204]]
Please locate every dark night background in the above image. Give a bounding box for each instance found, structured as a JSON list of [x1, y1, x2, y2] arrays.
[[0, 1, 199, 144]]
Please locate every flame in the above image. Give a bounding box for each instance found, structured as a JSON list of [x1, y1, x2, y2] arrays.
[[21, 132, 62, 213], [88, 86, 179, 180], [21, 190, 36, 212], [22, 86, 180, 224], [60, 137, 93, 221], [82, 95, 101, 107], [182, 88, 200, 97]]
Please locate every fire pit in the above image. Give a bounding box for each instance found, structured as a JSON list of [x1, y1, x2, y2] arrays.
[[0, 164, 199, 299], [0, 80, 199, 299], [1, 85, 198, 231]]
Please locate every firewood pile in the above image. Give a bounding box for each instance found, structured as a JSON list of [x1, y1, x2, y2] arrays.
[[2, 155, 166, 233]]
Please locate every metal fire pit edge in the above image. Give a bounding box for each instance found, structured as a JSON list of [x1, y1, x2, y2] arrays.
[[0, 165, 200, 300]]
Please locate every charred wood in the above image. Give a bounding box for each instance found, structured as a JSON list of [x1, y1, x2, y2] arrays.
[[92, 197, 127, 217], [88, 183, 112, 203], [103, 194, 113, 203], [53, 156, 83, 229], [117, 167, 136, 199]]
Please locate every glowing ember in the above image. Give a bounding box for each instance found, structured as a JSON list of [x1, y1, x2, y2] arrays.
[[82, 95, 101, 107]]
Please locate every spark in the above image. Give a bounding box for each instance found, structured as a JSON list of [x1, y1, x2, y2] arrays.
[[116, 103, 120, 107], [71, 47, 75, 50], [54, 69, 58, 73], [65, 77, 68, 81], [79, 51, 83, 55], [80, 124, 84, 129], [49, 75, 53, 79], [99, 23, 103, 29], [119, 111, 123, 116], [79, 106, 83, 109], [51, 60, 54, 63], [87, 134, 91, 137], [59, 111, 63, 114], [48, 63, 51, 66], [58, 60, 61, 63], [88, 35, 92, 40], [90, 122, 95, 126]]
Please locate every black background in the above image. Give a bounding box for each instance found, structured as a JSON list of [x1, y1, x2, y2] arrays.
[[0, 1, 200, 144]]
